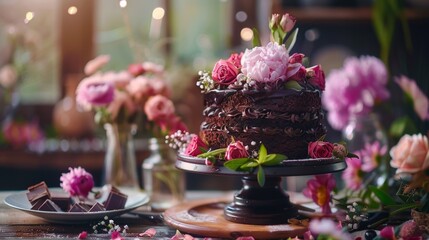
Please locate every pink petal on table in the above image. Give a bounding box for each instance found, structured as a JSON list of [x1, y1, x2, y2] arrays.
[[139, 228, 157, 238]]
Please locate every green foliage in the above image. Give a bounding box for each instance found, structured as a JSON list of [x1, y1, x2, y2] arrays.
[[223, 144, 287, 187], [284, 28, 298, 51]]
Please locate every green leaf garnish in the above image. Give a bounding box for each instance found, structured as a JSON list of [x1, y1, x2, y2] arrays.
[[262, 154, 286, 166], [197, 148, 226, 158], [257, 165, 265, 187], [368, 186, 396, 206], [258, 144, 267, 163], [224, 158, 251, 171], [285, 80, 303, 91], [252, 28, 261, 47]]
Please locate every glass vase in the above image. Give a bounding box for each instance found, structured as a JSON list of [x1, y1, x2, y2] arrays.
[[142, 138, 185, 211], [103, 123, 139, 190], [342, 113, 389, 186]]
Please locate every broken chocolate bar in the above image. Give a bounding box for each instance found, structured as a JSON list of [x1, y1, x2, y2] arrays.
[[88, 202, 105, 212], [26, 181, 51, 206], [38, 199, 62, 212], [104, 190, 128, 210], [68, 203, 90, 212], [51, 191, 71, 212]]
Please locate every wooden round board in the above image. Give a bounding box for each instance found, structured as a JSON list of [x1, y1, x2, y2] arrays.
[[163, 197, 308, 239]]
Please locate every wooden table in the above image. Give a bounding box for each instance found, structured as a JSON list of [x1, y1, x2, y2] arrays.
[[0, 191, 229, 239]]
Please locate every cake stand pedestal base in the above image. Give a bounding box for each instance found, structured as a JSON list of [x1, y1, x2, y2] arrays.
[[224, 176, 297, 225], [163, 197, 307, 239]]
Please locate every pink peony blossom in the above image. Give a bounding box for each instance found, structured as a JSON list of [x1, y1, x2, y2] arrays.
[[60, 167, 94, 198], [308, 141, 334, 158], [225, 141, 249, 160], [306, 65, 325, 91], [390, 134, 429, 174], [227, 52, 243, 69], [395, 75, 429, 121], [184, 135, 207, 156], [359, 141, 387, 172], [322, 56, 389, 130], [303, 174, 335, 214], [144, 95, 175, 122], [76, 74, 115, 110], [342, 157, 364, 190], [309, 218, 352, 240], [240, 42, 289, 85], [84, 55, 110, 75], [211, 59, 239, 85]]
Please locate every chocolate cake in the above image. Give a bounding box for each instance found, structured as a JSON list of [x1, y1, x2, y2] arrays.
[[200, 88, 326, 159]]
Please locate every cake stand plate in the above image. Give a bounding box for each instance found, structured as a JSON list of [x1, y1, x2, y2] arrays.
[[175, 155, 346, 225], [163, 197, 308, 239]]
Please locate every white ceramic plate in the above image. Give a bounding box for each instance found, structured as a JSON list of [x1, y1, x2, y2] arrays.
[[4, 188, 149, 224]]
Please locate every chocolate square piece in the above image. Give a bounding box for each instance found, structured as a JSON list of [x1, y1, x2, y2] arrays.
[[26, 181, 51, 206], [30, 198, 47, 210], [68, 203, 89, 212], [51, 192, 71, 211], [88, 202, 105, 212], [38, 199, 62, 212], [104, 191, 128, 210]]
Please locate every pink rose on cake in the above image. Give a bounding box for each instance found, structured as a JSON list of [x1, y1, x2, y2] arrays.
[[306, 65, 326, 91], [390, 133, 429, 174], [212, 59, 239, 85], [184, 135, 208, 157], [225, 141, 249, 160], [308, 141, 334, 158]]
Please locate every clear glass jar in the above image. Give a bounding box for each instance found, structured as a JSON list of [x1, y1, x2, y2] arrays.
[[342, 113, 389, 186], [142, 138, 185, 211], [103, 123, 139, 189]]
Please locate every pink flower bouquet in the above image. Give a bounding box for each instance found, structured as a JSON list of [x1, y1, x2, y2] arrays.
[[76, 55, 186, 138]]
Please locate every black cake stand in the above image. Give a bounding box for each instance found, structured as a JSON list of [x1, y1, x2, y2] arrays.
[[163, 154, 346, 239]]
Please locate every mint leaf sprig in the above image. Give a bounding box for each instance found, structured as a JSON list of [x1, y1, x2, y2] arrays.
[[224, 144, 287, 187]]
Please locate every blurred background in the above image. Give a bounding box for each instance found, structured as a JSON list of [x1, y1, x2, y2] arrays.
[[0, 0, 428, 190]]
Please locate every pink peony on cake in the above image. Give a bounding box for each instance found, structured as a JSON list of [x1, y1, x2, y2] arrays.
[[196, 14, 326, 160]]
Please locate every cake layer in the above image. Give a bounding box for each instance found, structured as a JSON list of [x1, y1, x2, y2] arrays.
[[200, 88, 326, 159]]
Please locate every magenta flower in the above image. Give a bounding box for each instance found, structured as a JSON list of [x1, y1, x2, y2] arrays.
[[240, 42, 289, 85], [303, 174, 336, 214], [322, 56, 389, 130], [395, 75, 429, 121], [76, 73, 115, 110], [359, 141, 387, 172], [225, 141, 249, 160], [342, 157, 364, 190], [60, 167, 94, 198], [380, 226, 395, 239]]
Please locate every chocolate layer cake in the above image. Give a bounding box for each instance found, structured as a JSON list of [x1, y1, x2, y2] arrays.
[[200, 88, 326, 159]]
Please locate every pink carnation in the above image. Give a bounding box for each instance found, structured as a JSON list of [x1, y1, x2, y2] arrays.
[[60, 167, 94, 198], [76, 74, 115, 110], [322, 56, 389, 130], [144, 95, 175, 122], [102, 71, 133, 89], [241, 42, 289, 85]]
